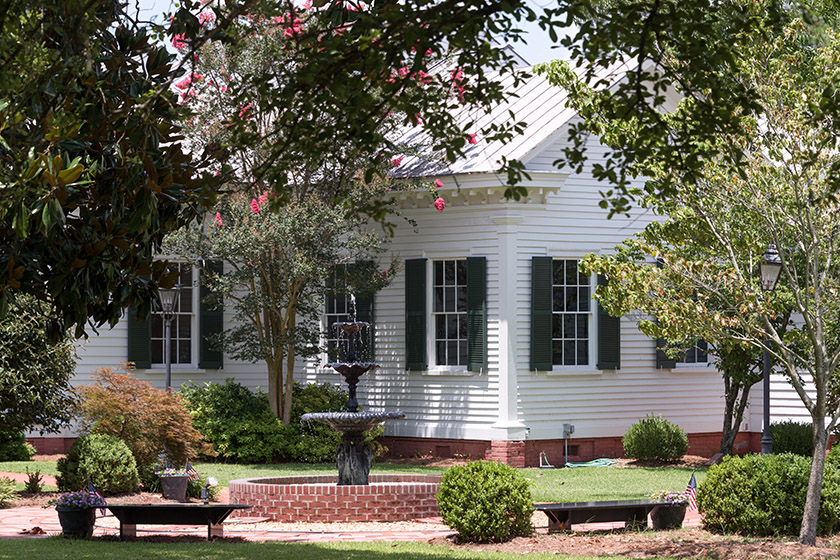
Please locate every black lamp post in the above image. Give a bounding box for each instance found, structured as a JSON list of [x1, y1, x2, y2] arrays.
[[759, 244, 782, 454], [159, 286, 181, 391]]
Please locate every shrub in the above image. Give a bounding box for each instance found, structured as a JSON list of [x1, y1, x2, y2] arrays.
[[56, 434, 139, 495], [24, 469, 42, 493], [622, 414, 688, 461], [76, 365, 204, 481], [0, 430, 35, 461], [181, 379, 375, 463], [699, 453, 840, 536], [436, 460, 533, 543], [0, 477, 15, 506], [770, 420, 813, 457]]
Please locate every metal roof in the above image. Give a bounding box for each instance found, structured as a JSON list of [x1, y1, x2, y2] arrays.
[[392, 59, 631, 179]]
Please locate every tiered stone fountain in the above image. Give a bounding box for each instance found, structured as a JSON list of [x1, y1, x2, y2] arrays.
[[229, 296, 442, 522]]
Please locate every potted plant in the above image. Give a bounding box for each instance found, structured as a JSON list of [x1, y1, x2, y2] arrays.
[[648, 490, 689, 530], [156, 467, 191, 502], [51, 491, 106, 538]]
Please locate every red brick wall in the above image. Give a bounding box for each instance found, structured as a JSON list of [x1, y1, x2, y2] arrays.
[[27, 437, 75, 454], [228, 474, 442, 523], [487, 440, 526, 467]]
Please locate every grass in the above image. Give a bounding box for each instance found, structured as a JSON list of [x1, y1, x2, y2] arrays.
[[0, 459, 704, 503], [0, 538, 667, 560]]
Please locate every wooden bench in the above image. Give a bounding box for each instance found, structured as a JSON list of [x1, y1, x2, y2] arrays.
[[535, 499, 679, 532], [106, 504, 253, 540]]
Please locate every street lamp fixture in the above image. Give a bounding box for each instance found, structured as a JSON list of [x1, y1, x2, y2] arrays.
[[759, 244, 782, 455], [158, 286, 181, 391]]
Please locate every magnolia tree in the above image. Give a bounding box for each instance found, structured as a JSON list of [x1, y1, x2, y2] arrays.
[[563, 7, 840, 545], [166, 11, 400, 423]]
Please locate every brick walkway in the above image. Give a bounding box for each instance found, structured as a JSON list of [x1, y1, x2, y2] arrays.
[[0, 471, 701, 542]]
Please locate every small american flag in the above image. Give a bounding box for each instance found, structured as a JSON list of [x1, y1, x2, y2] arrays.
[[88, 480, 107, 516], [686, 473, 698, 512], [185, 461, 199, 480]]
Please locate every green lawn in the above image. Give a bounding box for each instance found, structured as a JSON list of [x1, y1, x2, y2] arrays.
[[0, 538, 673, 560], [0, 459, 705, 502]]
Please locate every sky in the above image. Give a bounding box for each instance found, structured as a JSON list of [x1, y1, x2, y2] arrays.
[[133, 0, 563, 65]]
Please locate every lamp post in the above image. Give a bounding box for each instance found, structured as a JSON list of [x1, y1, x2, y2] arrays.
[[159, 286, 181, 391], [759, 244, 782, 454]]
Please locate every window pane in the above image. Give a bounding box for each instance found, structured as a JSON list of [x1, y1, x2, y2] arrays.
[[553, 287, 564, 311], [436, 341, 446, 365], [445, 260, 455, 284], [447, 341, 458, 365], [566, 287, 578, 312], [178, 316, 191, 337], [579, 287, 590, 311], [151, 315, 163, 338], [457, 286, 467, 312], [178, 341, 191, 363], [434, 261, 443, 285], [180, 288, 193, 313], [447, 314, 458, 339], [436, 315, 446, 339], [151, 341, 163, 364], [434, 287, 444, 312], [445, 287, 456, 312], [552, 340, 563, 365], [457, 260, 467, 285], [577, 315, 588, 338], [458, 343, 468, 365], [552, 314, 562, 338], [553, 260, 564, 284], [563, 315, 575, 339], [458, 314, 467, 338], [576, 341, 588, 365], [565, 260, 578, 285], [563, 341, 576, 365]]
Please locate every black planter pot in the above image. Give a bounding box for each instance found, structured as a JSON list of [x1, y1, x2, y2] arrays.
[[650, 505, 687, 530], [56, 506, 96, 538]]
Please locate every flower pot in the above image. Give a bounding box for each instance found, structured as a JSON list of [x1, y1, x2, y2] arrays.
[[650, 504, 687, 530], [160, 474, 190, 502], [56, 506, 96, 538]]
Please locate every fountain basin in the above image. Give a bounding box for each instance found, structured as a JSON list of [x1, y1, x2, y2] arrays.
[[301, 410, 405, 432], [229, 474, 442, 522]]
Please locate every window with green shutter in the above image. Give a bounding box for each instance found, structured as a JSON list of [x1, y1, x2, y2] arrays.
[[405, 258, 427, 370]]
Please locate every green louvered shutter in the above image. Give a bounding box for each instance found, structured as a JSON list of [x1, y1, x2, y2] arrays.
[[596, 274, 621, 370], [530, 256, 553, 371], [405, 258, 427, 370], [198, 260, 224, 369], [126, 306, 151, 369], [466, 256, 487, 372], [655, 338, 677, 369], [355, 292, 375, 361]]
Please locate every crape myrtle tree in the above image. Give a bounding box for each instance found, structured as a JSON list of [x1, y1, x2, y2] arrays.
[[565, 5, 840, 545], [165, 11, 398, 423]]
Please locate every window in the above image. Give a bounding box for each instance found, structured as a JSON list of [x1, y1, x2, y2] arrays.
[[151, 263, 195, 366], [551, 259, 591, 366], [679, 340, 708, 364], [323, 264, 375, 363], [432, 259, 468, 366]]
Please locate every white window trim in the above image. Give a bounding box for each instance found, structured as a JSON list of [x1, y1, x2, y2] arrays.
[[150, 264, 199, 369], [425, 258, 469, 375], [550, 258, 597, 375]]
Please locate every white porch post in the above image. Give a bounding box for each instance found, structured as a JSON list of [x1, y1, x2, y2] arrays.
[[490, 214, 527, 439]]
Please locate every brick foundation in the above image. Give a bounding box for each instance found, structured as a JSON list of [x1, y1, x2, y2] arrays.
[[228, 474, 442, 523], [382, 431, 763, 467], [26, 437, 75, 454]]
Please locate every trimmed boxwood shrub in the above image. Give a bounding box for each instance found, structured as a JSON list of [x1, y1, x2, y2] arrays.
[[436, 460, 533, 543], [622, 413, 688, 461], [699, 453, 840, 536], [57, 434, 139, 495], [0, 430, 35, 461], [182, 379, 381, 463], [770, 420, 813, 457]]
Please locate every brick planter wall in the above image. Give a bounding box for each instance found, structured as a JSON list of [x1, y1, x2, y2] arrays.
[[228, 474, 442, 523]]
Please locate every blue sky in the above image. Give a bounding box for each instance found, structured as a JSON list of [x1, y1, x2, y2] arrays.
[[134, 0, 562, 64]]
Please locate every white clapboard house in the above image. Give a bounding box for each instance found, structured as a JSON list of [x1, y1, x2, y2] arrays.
[[37, 60, 810, 466]]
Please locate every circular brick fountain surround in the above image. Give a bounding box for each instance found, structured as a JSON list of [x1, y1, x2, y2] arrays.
[[229, 474, 442, 522]]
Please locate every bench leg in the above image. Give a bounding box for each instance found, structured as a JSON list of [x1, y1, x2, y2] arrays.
[[624, 508, 649, 530], [545, 512, 571, 533], [120, 523, 137, 540], [208, 523, 223, 540]]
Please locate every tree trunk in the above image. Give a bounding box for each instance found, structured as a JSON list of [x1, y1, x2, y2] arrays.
[[267, 358, 283, 420], [720, 376, 756, 455], [282, 312, 296, 426], [799, 420, 829, 545]]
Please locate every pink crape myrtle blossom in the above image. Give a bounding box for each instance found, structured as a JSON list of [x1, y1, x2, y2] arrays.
[[239, 103, 253, 119], [468, 133, 478, 145], [434, 197, 445, 212], [258, 192, 270, 206], [390, 156, 403, 167], [434, 179, 444, 189], [251, 198, 261, 214], [214, 212, 223, 227], [171, 34, 188, 50], [198, 10, 215, 26]]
